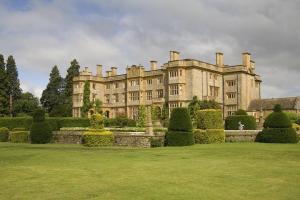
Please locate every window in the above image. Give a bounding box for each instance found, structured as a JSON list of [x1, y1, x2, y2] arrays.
[[227, 105, 237, 116], [106, 84, 110, 89], [227, 92, 236, 99], [147, 79, 152, 85], [92, 83, 96, 89], [105, 95, 110, 103], [129, 92, 139, 101], [214, 74, 218, 80], [170, 84, 179, 95], [169, 70, 178, 78], [179, 70, 182, 76], [226, 80, 236, 87], [158, 77, 163, 84], [210, 86, 219, 97], [114, 94, 119, 103], [130, 79, 139, 86], [115, 82, 119, 88], [92, 94, 96, 102], [157, 89, 164, 98], [146, 91, 152, 100]]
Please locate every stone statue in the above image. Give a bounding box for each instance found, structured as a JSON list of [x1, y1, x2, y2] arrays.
[[145, 106, 154, 135], [238, 121, 245, 131]]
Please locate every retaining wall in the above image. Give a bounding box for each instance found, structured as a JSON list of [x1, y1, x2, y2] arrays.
[[225, 130, 261, 142]]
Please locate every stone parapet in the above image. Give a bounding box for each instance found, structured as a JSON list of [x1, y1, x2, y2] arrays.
[[225, 130, 261, 142]]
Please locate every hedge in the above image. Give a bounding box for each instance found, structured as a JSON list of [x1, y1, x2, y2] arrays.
[[0, 127, 9, 142], [225, 115, 257, 130], [263, 112, 291, 128], [82, 131, 114, 147], [0, 117, 90, 131], [194, 129, 225, 144], [168, 108, 192, 132], [150, 138, 164, 148], [196, 109, 223, 129], [30, 121, 52, 144], [103, 117, 136, 127], [255, 128, 298, 143], [10, 131, 29, 143], [166, 131, 195, 146]]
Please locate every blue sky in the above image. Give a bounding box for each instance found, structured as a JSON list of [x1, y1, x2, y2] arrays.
[[0, 0, 299, 98]]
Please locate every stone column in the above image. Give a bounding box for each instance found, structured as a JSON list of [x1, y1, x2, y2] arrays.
[[145, 106, 154, 135]]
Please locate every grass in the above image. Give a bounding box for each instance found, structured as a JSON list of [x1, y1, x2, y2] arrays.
[[0, 143, 299, 200]]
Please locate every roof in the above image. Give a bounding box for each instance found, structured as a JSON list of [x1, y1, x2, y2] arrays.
[[248, 97, 300, 111]]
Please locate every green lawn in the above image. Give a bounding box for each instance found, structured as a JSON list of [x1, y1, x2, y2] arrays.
[[0, 143, 299, 200]]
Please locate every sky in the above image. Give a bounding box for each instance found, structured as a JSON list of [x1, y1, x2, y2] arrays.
[[0, 0, 299, 98]]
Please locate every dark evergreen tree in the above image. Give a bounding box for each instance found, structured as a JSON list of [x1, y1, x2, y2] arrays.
[[40, 66, 64, 113], [6, 55, 22, 116], [0, 54, 9, 115], [14, 92, 39, 116], [81, 80, 91, 117], [64, 59, 80, 116]]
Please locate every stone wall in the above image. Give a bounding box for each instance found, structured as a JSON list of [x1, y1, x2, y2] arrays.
[[52, 130, 165, 147], [225, 130, 261, 142]]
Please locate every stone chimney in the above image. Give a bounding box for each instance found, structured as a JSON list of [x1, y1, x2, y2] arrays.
[[106, 71, 111, 77], [150, 61, 157, 70], [84, 67, 88, 72], [111, 67, 117, 76], [216, 52, 224, 67], [242, 52, 251, 69], [96, 64, 102, 77], [170, 51, 180, 61]]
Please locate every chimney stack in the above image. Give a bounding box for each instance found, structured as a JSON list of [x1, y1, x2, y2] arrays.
[[96, 64, 102, 77], [170, 51, 180, 61], [106, 71, 111, 77], [150, 61, 157, 70], [111, 67, 117, 76], [216, 52, 224, 67], [84, 67, 88, 72], [242, 52, 251, 69]]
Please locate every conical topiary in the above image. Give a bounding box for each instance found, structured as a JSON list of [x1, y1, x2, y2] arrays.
[[30, 108, 52, 144]]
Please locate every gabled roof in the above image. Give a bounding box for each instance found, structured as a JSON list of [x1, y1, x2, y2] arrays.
[[248, 97, 300, 111]]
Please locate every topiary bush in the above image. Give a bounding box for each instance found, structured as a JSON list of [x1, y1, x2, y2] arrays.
[[256, 128, 298, 143], [168, 108, 192, 131], [235, 109, 248, 115], [90, 114, 104, 129], [194, 129, 225, 144], [166, 108, 194, 146], [0, 127, 9, 142], [225, 115, 257, 130], [256, 104, 298, 143], [196, 109, 223, 129], [10, 131, 29, 143], [166, 131, 194, 146], [30, 108, 52, 144], [82, 131, 114, 147]]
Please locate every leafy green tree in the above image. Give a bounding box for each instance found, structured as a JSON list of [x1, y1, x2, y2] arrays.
[[188, 96, 201, 122], [40, 66, 64, 114], [14, 92, 39, 116], [81, 81, 91, 117], [137, 105, 146, 127], [6, 55, 22, 115], [94, 99, 103, 114], [63, 59, 80, 116], [0, 54, 9, 115], [199, 100, 221, 110]]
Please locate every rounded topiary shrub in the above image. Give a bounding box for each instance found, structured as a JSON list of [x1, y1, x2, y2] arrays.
[[235, 109, 248, 115], [168, 108, 192, 132], [90, 113, 104, 129], [225, 115, 257, 130], [256, 104, 298, 143], [0, 127, 9, 142], [196, 109, 223, 129], [166, 108, 194, 146], [194, 129, 225, 144], [30, 108, 52, 144]]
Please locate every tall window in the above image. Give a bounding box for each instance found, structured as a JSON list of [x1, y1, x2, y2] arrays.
[[157, 89, 164, 98], [158, 77, 163, 84], [210, 86, 219, 97], [227, 105, 237, 116], [226, 80, 236, 87], [169, 70, 178, 78], [106, 84, 110, 89], [115, 82, 119, 88], [129, 92, 139, 101], [147, 79, 152, 85], [170, 84, 179, 95], [130, 79, 139, 86], [146, 91, 152, 100], [114, 94, 119, 103], [105, 95, 110, 104], [92, 83, 96, 89], [227, 92, 236, 99]]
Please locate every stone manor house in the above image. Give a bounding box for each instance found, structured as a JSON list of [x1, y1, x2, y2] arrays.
[[72, 51, 263, 119]]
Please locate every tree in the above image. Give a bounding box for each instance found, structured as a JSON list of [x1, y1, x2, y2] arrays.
[[188, 96, 201, 122], [94, 99, 103, 114], [0, 54, 9, 115], [137, 105, 146, 127], [14, 92, 39, 116], [40, 66, 64, 114], [81, 80, 91, 117], [6, 55, 22, 116], [64, 59, 80, 116], [199, 100, 221, 110]]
